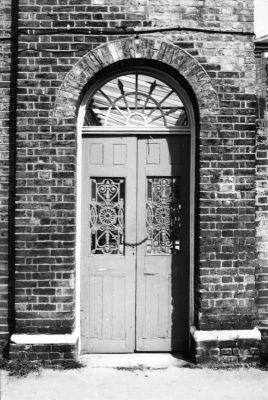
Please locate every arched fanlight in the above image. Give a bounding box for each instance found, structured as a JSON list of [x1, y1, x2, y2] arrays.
[[84, 73, 188, 128]]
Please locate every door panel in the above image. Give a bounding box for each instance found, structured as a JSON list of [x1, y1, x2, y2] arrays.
[[136, 137, 190, 352], [81, 137, 137, 353]]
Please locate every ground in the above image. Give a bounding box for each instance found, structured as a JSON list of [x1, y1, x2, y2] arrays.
[[1, 354, 268, 400]]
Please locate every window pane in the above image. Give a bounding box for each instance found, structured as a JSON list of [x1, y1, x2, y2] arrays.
[[85, 73, 188, 128]]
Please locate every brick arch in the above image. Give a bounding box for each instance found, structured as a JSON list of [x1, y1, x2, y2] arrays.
[[54, 36, 219, 120]]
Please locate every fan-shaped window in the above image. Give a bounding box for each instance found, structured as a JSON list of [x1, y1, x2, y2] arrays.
[[84, 73, 189, 128]]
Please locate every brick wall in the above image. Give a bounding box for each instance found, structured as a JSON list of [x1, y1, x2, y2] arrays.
[[9, 341, 78, 366], [1, 0, 261, 356], [17, 0, 254, 32], [196, 338, 260, 366], [194, 32, 256, 330], [0, 0, 12, 354], [256, 52, 268, 336], [256, 53, 267, 119]]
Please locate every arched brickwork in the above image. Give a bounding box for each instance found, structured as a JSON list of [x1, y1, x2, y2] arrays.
[[54, 36, 219, 119]]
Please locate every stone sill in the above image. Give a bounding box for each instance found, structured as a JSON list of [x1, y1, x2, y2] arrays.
[[192, 327, 261, 342], [11, 329, 79, 345]]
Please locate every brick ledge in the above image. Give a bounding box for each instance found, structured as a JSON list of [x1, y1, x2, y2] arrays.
[[192, 327, 261, 342], [10, 329, 78, 345]]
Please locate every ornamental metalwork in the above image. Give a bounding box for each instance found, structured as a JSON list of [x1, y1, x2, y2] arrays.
[[146, 177, 181, 254], [84, 73, 188, 128], [90, 178, 125, 255]]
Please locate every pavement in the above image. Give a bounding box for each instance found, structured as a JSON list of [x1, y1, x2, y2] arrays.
[[1, 353, 268, 400]]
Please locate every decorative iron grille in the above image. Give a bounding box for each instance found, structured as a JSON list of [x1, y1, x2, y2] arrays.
[[146, 177, 181, 254], [90, 178, 125, 255]]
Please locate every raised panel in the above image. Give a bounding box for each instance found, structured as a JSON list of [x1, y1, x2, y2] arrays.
[[113, 144, 127, 165], [169, 143, 182, 165], [142, 273, 171, 340], [90, 143, 104, 165], [89, 275, 103, 338], [144, 273, 159, 338], [112, 276, 126, 339], [146, 143, 160, 164], [102, 276, 113, 339], [88, 275, 127, 341], [158, 274, 171, 338]]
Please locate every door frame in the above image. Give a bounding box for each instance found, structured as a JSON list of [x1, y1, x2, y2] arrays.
[[76, 78, 196, 356]]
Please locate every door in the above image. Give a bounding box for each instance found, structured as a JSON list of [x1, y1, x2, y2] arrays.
[[80, 135, 190, 353], [136, 137, 190, 351], [80, 137, 137, 353]]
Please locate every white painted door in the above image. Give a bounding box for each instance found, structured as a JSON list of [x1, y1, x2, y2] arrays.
[[136, 137, 190, 351], [81, 137, 137, 353], [81, 135, 190, 353]]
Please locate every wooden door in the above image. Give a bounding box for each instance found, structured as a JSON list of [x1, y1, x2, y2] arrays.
[[136, 136, 190, 352], [80, 137, 137, 353], [81, 135, 190, 353]]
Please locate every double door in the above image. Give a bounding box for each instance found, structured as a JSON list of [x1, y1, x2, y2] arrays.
[[80, 135, 190, 353]]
